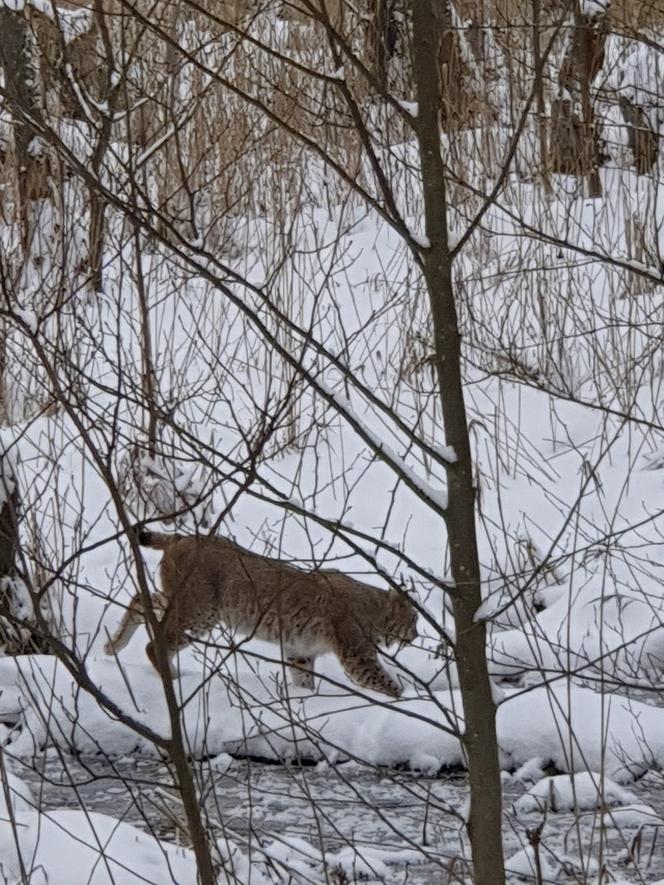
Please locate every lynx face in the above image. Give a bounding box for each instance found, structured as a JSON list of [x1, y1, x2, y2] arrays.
[[382, 589, 419, 650], [105, 531, 419, 698]]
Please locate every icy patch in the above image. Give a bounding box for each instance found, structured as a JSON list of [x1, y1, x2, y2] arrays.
[[264, 834, 426, 882]]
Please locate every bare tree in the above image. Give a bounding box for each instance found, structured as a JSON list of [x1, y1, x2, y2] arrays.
[[409, 4, 505, 882]]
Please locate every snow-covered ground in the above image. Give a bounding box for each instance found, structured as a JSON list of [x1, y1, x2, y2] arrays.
[[2, 2, 664, 882]]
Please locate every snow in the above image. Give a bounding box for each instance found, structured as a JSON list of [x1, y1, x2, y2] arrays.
[[397, 100, 418, 117], [0, 0, 93, 43], [0, 435, 16, 504], [409, 231, 431, 249], [317, 381, 448, 513], [209, 752, 233, 773], [3, 653, 664, 785], [506, 845, 559, 881], [602, 803, 664, 829], [580, 0, 610, 16], [3, 4, 664, 881], [26, 138, 46, 160], [515, 772, 637, 813], [0, 766, 199, 885], [0, 654, 465, 767], [498, 685, 664, 781], [433, 444, 457, 464], [0, 576, 34, 624], [13, 308, 38, 334]]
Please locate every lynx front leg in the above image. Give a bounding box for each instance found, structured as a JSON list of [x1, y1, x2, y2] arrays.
[[335, 633, 401, 698], [286, 654, 315, 690]]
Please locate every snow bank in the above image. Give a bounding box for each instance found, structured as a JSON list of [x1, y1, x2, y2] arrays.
[[506, 845, 559, 882], [2, 654, 664, 781], [498, 685, 664, 780], [0, 654, 464, 769], [515, 772, 637, 814], [1, 809, 199, 884], [489, 568, 664, 687], [0, 765, 198, 885]]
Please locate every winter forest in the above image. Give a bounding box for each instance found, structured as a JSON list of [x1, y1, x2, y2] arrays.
[[3, 0, 664, 882]]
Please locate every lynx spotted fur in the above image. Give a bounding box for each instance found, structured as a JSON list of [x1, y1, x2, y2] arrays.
[[104, 531, 418, 698]]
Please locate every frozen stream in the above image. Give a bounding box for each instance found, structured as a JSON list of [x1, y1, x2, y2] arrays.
[[13, 752, 664, 883]]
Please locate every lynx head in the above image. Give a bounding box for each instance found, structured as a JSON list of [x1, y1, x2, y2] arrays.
[[383, 589, 418, 649]]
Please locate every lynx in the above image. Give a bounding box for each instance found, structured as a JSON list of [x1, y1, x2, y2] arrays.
[[104, 531, 418, 698]]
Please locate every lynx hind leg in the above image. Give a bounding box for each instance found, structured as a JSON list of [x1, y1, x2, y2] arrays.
[[104, 593, 145, 655], [335, 634, 401, 698], [145, 611, 192, 679], [145, 639, 178, 678], [286, 655, 315, 690]]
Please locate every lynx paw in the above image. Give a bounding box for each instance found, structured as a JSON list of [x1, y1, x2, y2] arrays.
[[287, 656, 315, 690]]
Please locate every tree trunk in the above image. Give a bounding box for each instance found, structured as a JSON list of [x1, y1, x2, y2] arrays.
[[0, 8, 48, 250], [576, 11, 602, 197], [409, 3, 505, 883], [532, 0, 551, 194], [0, 467, 18, 579]]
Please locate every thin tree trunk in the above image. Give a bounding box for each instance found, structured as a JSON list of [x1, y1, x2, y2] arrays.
[[575, 10, 602, 197], [88, 0, 116, 293], [42, 347, 217, 883], [373, 0, 388, 82], [133, 225, 159, 457], [0, 8, 46, 251], [409, 3, 505, 883], [0, 462, 17, 579], [532, 0, 551, 194]]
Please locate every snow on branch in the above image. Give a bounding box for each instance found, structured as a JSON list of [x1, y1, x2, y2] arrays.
[[317, 380, 448, 513]]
